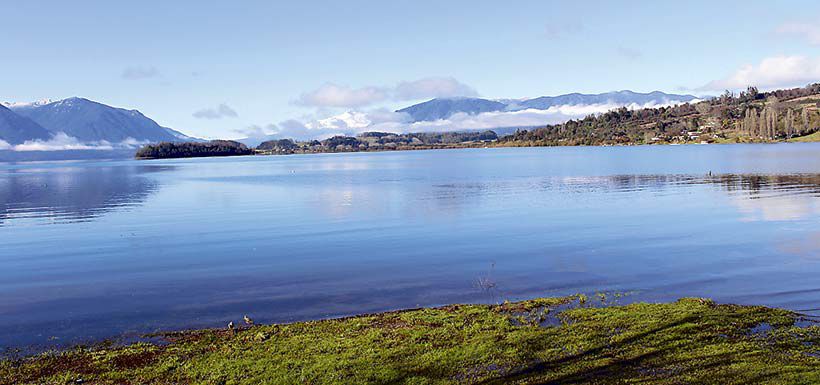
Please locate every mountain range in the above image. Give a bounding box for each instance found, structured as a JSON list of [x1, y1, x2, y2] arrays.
[[0, 97, 193, 146], [396, 91, 698, 122], [2, 90, 698, 152]]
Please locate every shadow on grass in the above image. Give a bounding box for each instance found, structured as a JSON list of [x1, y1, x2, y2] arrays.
[[471, 312, 789, 384]]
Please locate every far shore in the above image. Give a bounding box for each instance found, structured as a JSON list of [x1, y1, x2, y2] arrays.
[[134, 132, 820, 161]]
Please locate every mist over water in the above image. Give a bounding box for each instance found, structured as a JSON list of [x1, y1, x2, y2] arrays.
[[1, 144, 819, 350]]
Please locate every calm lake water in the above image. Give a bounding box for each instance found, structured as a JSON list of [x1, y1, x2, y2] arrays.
[[2, 144, 820, 350]]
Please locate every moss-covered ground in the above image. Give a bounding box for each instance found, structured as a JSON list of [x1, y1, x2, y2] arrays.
[[2, 296, 819, 384]]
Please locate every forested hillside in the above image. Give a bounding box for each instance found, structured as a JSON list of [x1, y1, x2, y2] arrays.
[[501, 84, 820, 146]]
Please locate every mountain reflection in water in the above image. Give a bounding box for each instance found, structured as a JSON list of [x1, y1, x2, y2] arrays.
[[0, 164, 172, 225]]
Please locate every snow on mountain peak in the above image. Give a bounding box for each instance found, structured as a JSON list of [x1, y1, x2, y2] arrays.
[[1, 99, 54, 109]]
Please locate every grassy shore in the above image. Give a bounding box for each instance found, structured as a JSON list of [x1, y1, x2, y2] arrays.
[[2, 296, 819, 384], [789, 130, 820, 143]]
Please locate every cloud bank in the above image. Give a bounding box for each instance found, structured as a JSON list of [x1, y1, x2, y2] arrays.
[[295, 77, 478, 108], [245, 100, 692, 142], [1, 133, 149, 152], [296, 84, 389, 108], [193, 103, 239, 119], [699, 55, 820, 91]]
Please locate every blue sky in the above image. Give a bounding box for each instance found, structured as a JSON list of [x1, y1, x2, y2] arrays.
[[3, 0, 820, 139]]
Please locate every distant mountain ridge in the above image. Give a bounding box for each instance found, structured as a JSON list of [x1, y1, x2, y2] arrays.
[[397, 91, 698, 122], [4, 91, 698, 152], [515, 90, 697, 110], [0, 104, 52, 145], [396, 98, 508, 123], [9, 97, 192, 143]]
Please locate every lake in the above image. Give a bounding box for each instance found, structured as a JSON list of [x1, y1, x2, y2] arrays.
[[1, 144, 819, 350]]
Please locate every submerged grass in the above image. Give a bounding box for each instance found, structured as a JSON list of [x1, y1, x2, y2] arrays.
[[2, 296, 819, 384]]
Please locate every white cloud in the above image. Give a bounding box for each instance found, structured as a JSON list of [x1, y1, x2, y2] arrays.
[[122, 66, 161, 80], [308, 109, 411, 131], [252, 100, 691, 141], [394, 77, 478, 100], [12, 133, 113, 151], [236, 120, 323, 144], [295, 77, 478, 108], [2, 133, 149, 151], [775, 22, 820, 45], [405, 109, 569, 132], [277, 119, 321, 139], [245, 110, 410, 141], [296, 83, 389, 108], [306, 110, 404, 137], [119, 137, 150, 148], [192, 103, 239, 119], [699, 55, 820, 91], [311, 111, 373, 130], [234, 124, 274, 139], [232, 124, 283, 146]]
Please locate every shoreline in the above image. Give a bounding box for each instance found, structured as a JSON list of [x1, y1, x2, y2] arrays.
[[135, 136, 820, 161], [2, 135, 816, 164], [3, 295, 819, 384]]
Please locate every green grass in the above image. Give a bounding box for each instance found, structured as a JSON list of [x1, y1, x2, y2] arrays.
[[789, 131, 820, 142], [2, 296, 819, 384]]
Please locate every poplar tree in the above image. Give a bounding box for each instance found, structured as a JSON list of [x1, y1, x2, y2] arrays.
[[803, 107, 810, 132], [785, 109, 794, 138]]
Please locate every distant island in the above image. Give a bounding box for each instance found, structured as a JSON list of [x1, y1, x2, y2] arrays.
[[135, 84, 820, 160], [135, 140, 254, 159]]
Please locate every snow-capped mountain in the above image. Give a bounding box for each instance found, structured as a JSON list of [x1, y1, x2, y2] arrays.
[[1, 99, 54, 110], [8, 97, 194, 144], [397, 91, 698, 122], [513, 90, 698, 110]]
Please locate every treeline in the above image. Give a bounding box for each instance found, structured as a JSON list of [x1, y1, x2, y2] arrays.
[[136, 131, 497, 159], [135, 140, 253, 159], [258, 130, 498, 154], [502, 84, 820, 146]]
